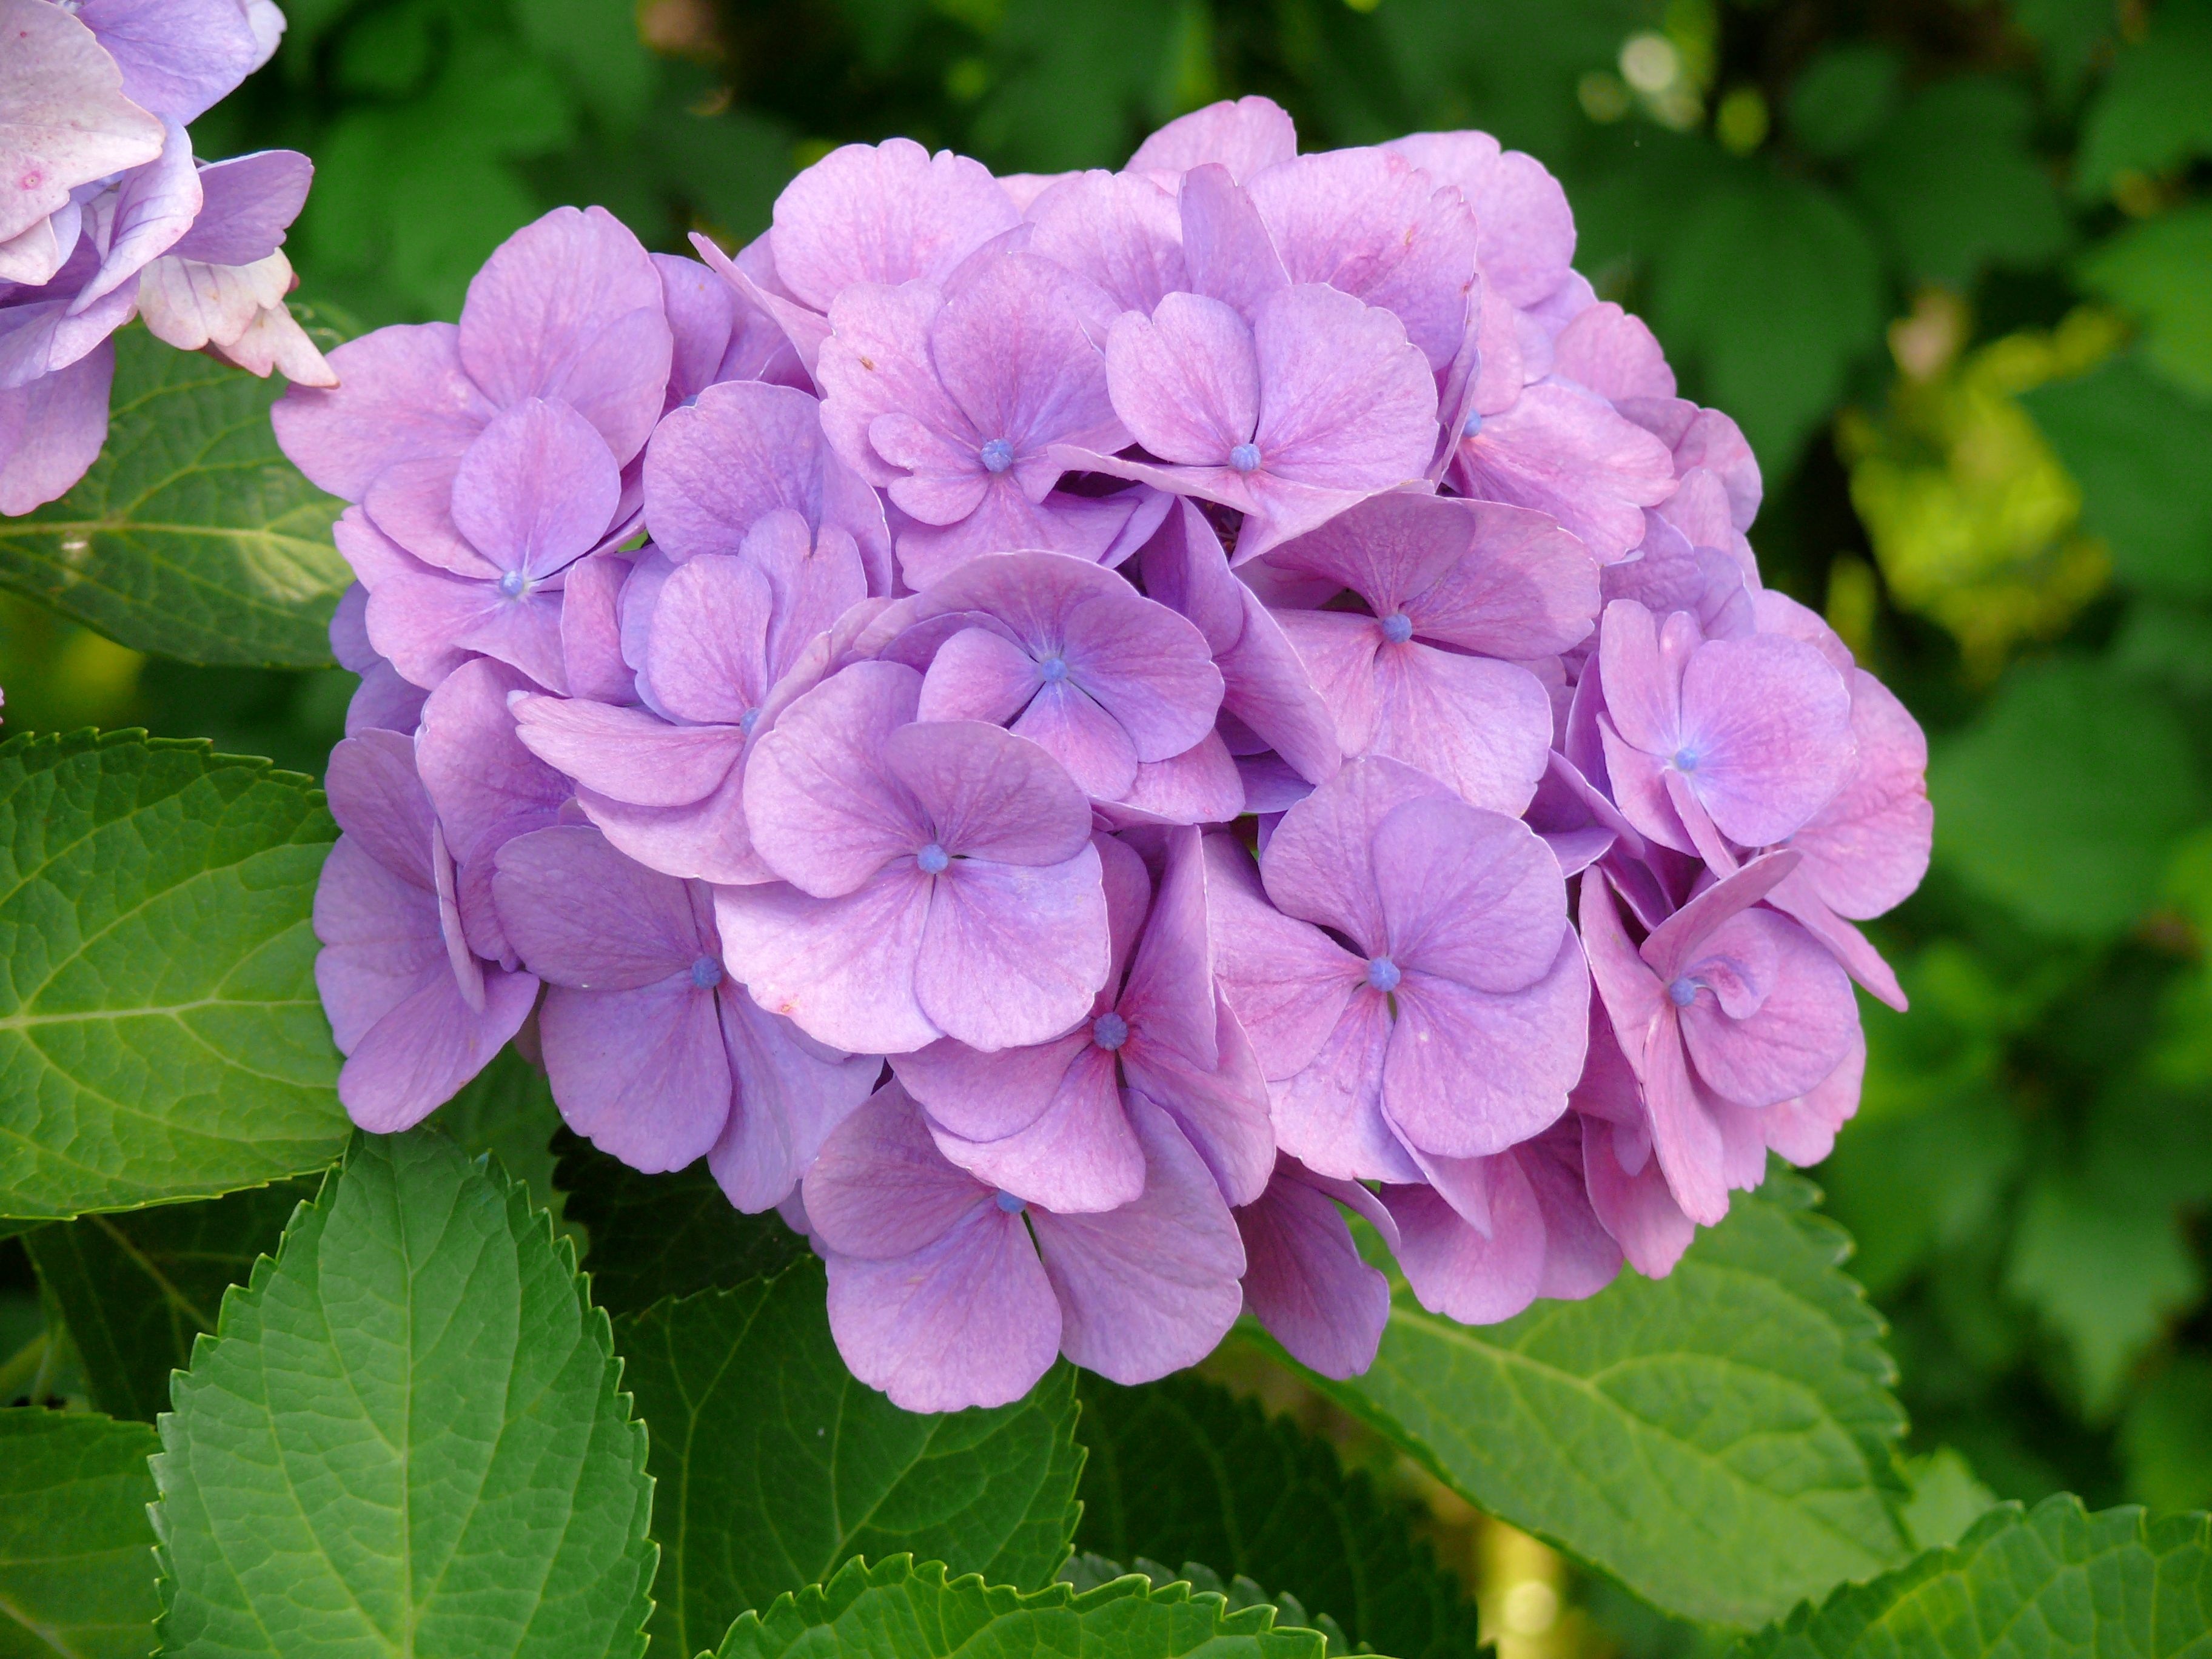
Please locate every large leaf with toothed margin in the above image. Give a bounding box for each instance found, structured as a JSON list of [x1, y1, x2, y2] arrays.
[[0, 1407, 161, 1659], [0, 732, 346, 1221], [615, 1262, 1083, 1659], [150, 1131, 657, 1659], [1272, 1174, 1911, 1632]]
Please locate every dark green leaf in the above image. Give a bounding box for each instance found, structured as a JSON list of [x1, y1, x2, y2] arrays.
[[711, 1555, 1327, 1659], [1733, 1495, 2212, 1659], [2023, 355, 2212, 599], [2122, 1358, 2212, 1514], [438, 1045, 566, 1222], [1058, 1555, 1350, 1655], [152, 1131, 655, 1658], [1786, 44, 1902, 158], [615, 1262, 1082, 1658], [1852, 78, 2071, 286], [0, 732, 347, 1221], [0, 330, 347, 668], [1930, 657, 2205, 937], [2076, 0, 2212, 198], [22, 1181, 312, 1421], [1076, 1372, 1478, 1659], [2079, 205, 2212, 399], [554, 1128, 810, 1316], [1652, 172, 1885, 472], [2009, 0, 2114, 100], [514, 0, 657, 127], [1273, 1174, 1909, 1631], [974, 0, 1182, 173], [0, 1407, 160, 1659]]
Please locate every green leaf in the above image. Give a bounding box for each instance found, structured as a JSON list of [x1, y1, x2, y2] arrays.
[[2079, 206, 2212, 399], [1930, 657, 2206, 937], [1897, 1448, 2000, 1552], [1733, 1495, 2212, 1659], [0, 330, 347, 668], [1075, 1372, 1478, 1659], [22, 1181, 312, 1421], [1852, 77, 2071, 286], [1271, 1174, 1909, 1632], [2122, 1357, 2212, 1514], [1652, 172, 1885, 473], [438, 1045, 566, 1222], [0, 732, 348, 1222], [614, 1262, 1082, 1658], [2005, 1173, 2202, 1414], [1057, 1555, 1350, 1655], [514, 0, 656, 127], [1785, 44, 1902, 158], [151, 1131, 656, 1658], [2075, 0, 2212, 198], [554, 1128, 810, 1317], [711, 1555, 1327, 1659], [0, 1407, 161, 1659], [2023, 355, 2212, 599], [974, 0, 1183, 173]]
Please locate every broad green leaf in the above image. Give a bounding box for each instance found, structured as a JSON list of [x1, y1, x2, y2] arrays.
[[1076, 1372, 1478, 1659], [615, 1264, 1082, 1658], [1896, 1449, 2000, 1552], [711, 1555, 1327, 1659], [0, 330, 346, 668], [152, 1131, 656, 1658], [514, 0, 656, 126], [22, 1181, 312, 1421], [1786, 44, 1902, 158], [2023, 355, 2212, 599], [2080, 206, 2212, 400], [1058, 1555, 1349, 1654], [1734, 1495, 2212, 1659], [1273, 1174, 1910, 1631], [1652, 172, 1884, 472], [975, 0, 1183, 174], [2122, 1358, 2212, 1515], [1930, 657, 2206, 937], [0, 1407, 160, 1659], [2075, 0, 2212, 198], [0, 733, 347, 1221], [554, 1128, 809, 1316], [1852, 77, 2071, 286]]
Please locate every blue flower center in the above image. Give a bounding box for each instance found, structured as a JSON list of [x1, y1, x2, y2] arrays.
[[1461, 409, 1484, 439], [979, 437, 1016, 474], [1092, 1011, 1129, 1050], [497, 569, 529, 600], [1667, 976, 1698, 1008], [738, 707, 762, 733], [691, 954, 724, 990], [1037, 654, 1070, 685], [994, 1190, 1027, 1214], [1366, 956, 1402, 993], [1379, 612, 1415, 644], [1672, 748, 1700, 773], [1228, 442, 1262, 474], [917, 842, 951, 875]]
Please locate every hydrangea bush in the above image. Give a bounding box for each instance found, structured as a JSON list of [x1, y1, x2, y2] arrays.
[[17, 20, 2208, 1658], [271, 96, 1931, 1412]]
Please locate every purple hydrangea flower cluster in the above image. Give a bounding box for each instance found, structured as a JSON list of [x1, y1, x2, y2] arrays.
[[278, 96, 1932, 1413], [1, 0, 332, 514]]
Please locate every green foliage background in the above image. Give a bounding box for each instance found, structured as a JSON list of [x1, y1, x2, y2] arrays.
[[2, 0, 2210, 1651]]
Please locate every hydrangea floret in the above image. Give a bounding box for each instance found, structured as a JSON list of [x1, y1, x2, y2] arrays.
[[270, 94, 1932, 1410]]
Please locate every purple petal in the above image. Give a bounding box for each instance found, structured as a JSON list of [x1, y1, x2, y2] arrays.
[[1248, 284, 1438, 495], [1405, 501, 1601, 657], [560, 551, 635, 705], [914, 843, 1111, 1051], [1369, 646, 1553, 814], [654, 250, 736, 407], [73, 0, 257, 124], [805, 1081, 988, 1257], [1010, 683, 1140, 800], [1116, 824, 1218, 1068], [1382, 1159, 1547, 1326], [540, 974, 731, 1171], [1029, 1094, 1245, 1382], [1677, 910, 1857, 1108], [169, 148, 311, 265], [1203, 832, 1364, 1084], [273, 323, 492, 502], [313, 836, 440, 1053], [1024, 169, 1186, 316], [323, 728, 435, 888], [1677, 634, 1855, 847], [1235, 1158, 1390, 1378], [1455, 384, 1677, 563], [335, 959, 538, 1134], [449, 397, 620, 578], [1261, 754, 1452, 950], [884, 718, 1096, 866], [1552, 301, 1675, 401], [1119, 990, 1276, 1207], [771, 138, 1020, 312], [925, 1047, 1144, 1213], [512, 694, 743, 808], [0, 338, 111, 514], [918, 625, 1045, 727], [0, 0, 164, 244], [1637, 850, 1800, 981], [457, 206, 671, 466], [1761, 1024, 1865, 1168], [1373, 796, 1567, 993], [743, 661, 928, 898], [1783, 671, 1930, 919], [709, 990, 881, 1212], [491, 824, 702, 989], [642, 553, 774, 725], [1580, 1108, 1696, 1279], [894, 1030, 1092, 1144], [1105, 292, 1258, 465], [1262, 490, 1474, 617], [1178, 163, 1290, 319], [75, 121, 201, 312], [717, 868, 940, 1055], [1384, 131, 1575, 309]]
